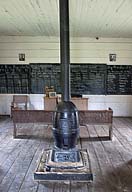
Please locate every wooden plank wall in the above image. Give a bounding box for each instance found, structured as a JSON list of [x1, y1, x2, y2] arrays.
[[0, 36, 132, 64]]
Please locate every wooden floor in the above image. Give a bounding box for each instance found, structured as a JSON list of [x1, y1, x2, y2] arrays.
[[0, 117, 132, 192]]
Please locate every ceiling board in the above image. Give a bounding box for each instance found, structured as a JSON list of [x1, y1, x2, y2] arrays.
[[0, 0, 131, 37]]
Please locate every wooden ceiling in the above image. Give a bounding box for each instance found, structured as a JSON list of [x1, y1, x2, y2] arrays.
[[0, 0, 132, 38]]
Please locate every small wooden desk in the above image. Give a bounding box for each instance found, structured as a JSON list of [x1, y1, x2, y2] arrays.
[[44, 97, 88, 110]]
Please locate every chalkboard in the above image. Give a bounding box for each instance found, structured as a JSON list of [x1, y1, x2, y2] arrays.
[[30, 63, 107, 95], [71, 64, 107, 95], [0, 65, 7, 93], [107, 65, 132, 95], [0, 65, 30, 94], [1, 63, 131, 95], [30, 63, 61, 94]]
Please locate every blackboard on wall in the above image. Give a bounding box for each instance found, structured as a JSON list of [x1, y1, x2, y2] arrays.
[[107, 65, 132, 95], [71, 64, 107, 95], [0, 65, 7, 93], [30, 63, 61, 94], [30, 63, 107, 95], [0, 65, 30, 94], [1, 63, 132, 95]]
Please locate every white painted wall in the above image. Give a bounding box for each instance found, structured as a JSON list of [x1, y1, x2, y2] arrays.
[[0, 94, 132, 117], [0, 36, 132, 116], [0, 36, 132, 64], [85, 95, 132, 117]]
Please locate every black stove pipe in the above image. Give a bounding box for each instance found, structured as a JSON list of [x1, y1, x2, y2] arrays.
[[52, 0, 79, 161], [59, 0, 70, 101]]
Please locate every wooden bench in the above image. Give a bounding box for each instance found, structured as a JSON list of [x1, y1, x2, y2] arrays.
[[79, 108, 113, 140], [12, 108, 113, 139], [12, 109, 52, 138]]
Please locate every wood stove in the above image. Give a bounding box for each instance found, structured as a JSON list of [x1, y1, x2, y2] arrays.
[[34, 0, 93, 181], [52, 0, 80, 163]]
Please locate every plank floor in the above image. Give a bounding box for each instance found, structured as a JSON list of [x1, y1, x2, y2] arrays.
[[0, 116, 132, 192]]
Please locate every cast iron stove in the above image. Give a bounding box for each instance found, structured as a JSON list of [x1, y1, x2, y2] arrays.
[[34, 0, 93, 182]]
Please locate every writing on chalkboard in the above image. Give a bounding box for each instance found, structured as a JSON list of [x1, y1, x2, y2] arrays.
[[0, 64, 132, 95], [0, 65, 30, 94], [30, 63, 61, 94], [30, 63, 106, 95], [71, 64, 106, 95], [107, 65, 132, 95]]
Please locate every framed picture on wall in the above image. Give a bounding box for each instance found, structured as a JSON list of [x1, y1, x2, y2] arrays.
[[19, 53, 25, 61], [109, 54, 116, 62]]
